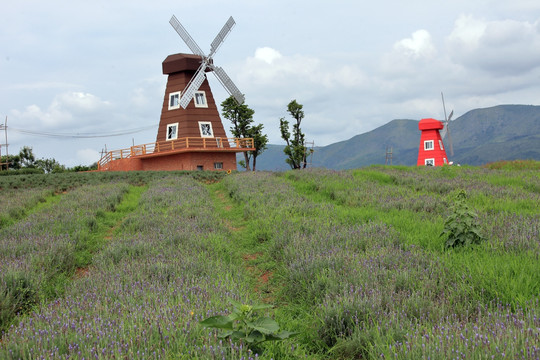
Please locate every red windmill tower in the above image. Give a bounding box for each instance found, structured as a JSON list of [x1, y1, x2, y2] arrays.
[[417, 93, 454, 167], [417, 118, 448, 166], [97, 15, 254, 172]]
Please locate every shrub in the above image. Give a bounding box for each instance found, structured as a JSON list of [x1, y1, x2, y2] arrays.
[[200, 300, 297, 353], [441, 190, 485, 249]]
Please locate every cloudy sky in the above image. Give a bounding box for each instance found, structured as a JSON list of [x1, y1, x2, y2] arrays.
[[2, 0, 540, 166]]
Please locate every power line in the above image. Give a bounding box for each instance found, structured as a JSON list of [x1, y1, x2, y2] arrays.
[[9, 125, 157, 139]]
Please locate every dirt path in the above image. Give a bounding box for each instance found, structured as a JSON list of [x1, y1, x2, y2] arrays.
[[210, 186, 275, 303]]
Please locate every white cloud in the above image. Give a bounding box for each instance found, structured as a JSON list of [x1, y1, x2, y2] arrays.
[[447, 15, 540, 74], [393, 29, 437, 59], [254, 47, 282, 64], [12, 92, 111, 128]]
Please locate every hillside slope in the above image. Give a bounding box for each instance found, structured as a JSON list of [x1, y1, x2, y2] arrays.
[[253, 104, 540, 170]]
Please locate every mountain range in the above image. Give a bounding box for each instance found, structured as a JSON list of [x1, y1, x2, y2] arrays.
[[250, 105, 540, 170]]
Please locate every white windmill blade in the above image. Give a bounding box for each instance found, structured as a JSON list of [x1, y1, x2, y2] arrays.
[[211, 65, 245, 104], [447, 109, 454, 122], [209, 16, 236, 58], [170, 15, 205, 57], [440, 124, 448, 140], [447, 123, 454, 157], [179, 63, 208, 109]]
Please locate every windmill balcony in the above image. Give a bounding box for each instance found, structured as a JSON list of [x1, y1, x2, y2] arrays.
[[98, 137, 254, 171]]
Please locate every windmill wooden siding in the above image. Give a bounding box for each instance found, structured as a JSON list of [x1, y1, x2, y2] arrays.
[[156, 54, 230, 144]]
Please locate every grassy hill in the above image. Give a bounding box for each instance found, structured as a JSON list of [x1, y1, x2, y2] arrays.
[[255, 104, 540, 170]]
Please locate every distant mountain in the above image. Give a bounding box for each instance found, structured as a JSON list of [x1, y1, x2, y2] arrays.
[[250, 105, 540, 170]]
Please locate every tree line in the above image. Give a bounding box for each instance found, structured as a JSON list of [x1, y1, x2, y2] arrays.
[[0, 146, 96, 174], [1, 98, 309, 173]]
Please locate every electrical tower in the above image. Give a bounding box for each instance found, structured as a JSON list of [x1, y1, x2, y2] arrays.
[[385, 145, 393, 165]]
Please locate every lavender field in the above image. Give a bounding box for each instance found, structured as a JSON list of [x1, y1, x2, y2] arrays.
[[0, 165, 539, 359]]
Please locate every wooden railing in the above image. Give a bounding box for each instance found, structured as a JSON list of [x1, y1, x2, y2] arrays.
[[98, 137, 254, 170]]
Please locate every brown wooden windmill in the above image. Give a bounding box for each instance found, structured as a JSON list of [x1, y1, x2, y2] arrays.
[[97, 15, 253, 172]]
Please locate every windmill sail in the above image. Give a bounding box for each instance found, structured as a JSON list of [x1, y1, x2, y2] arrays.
[[169, 15, 205, 57], [211, 65, 245, 105], [179, 62, 208, 109], [440, 92, 454, 156], [170, 15, 244, 108], [209, 16, 235, 57]]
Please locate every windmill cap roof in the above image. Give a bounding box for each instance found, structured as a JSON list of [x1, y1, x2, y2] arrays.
[[162, 53, 213, 74], [418, 118, 444, 130]]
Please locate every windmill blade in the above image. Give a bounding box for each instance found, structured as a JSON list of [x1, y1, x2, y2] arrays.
[[169, 15, 205, 57], [440, 123, 448, 140], [447, 109, 453, 122], [179, 63, 208, 109], [446, 123, 454, 157], [441, 92, 448, 121], [210, 65, 245, 104], [208, 16, 236, 58]]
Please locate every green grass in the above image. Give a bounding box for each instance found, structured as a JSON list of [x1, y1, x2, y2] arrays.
[[74, 184, 147, 268]]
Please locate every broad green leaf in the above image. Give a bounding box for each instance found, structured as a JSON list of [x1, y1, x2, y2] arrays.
[[230, 330, 247, 340], [246, 330, 265, 343], [248, 317, 279, 334], [217, 329, 234, 338], [199, 315, 233, 329]]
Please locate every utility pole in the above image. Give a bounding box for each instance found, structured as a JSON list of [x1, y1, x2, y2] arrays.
[[0, 116, 8, 170]]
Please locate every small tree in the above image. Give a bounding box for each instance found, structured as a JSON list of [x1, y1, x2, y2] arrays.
[[221, 96, 268, 171], [19, 146, 36, 168], [280, 100, 307, 169], [248, 123, 268, 171]]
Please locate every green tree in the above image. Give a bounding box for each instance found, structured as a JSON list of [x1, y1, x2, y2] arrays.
[[247, 123, 268, 171], [35, 158, 64, 174], [18, 146, 36, 168], [0, 154, 21, 170], [221, 96, 268, 171], [280, 100, 307, 169]]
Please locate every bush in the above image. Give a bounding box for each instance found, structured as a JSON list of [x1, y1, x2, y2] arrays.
[[441, 190, 485, 249]]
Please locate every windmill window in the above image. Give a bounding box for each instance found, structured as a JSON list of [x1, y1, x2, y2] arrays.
[[194, 91, 208, 108], [166, 123, 178, 140], [168, 92, 181, 110], [198, 121, 214, 138], [424, 140, 434, 151], [425, 158, 435, 166], [439, 140, 444, 150]]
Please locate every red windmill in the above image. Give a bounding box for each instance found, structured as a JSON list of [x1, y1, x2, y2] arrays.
[[417, 93, 454, 167], [417, 118, 448, 166]]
